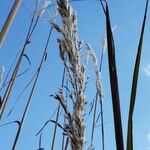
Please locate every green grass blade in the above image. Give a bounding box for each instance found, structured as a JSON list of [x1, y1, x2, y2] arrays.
[[127, 1, 149, 150], [100, 1, 124, 149]]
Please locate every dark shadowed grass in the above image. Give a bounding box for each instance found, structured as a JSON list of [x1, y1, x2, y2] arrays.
[[126, 0, 149, 150], [100, 1, 124, 150]]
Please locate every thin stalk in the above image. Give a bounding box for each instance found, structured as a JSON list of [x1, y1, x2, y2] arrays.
[[0, 0, 39, 121], [38, 132, 43, 149], [36, 107, 59, 136], [99, 96, 104, 150], [7, 71, 38, 117], [64, 137, 69, 150], [12, 26, 53, 150], [90, 94, 104, 150], [51, 67, 66, 150], [99, 32, 105, 150], [61, 117, 66, 150], [0, 52, 31, 92], [90, 94, 98, 150], [61, 80, 68, 150], [88, 43, 105, 150], [51, 104, 61, 150], [35, 107, 60, 149], [0, 0, 22, 46]]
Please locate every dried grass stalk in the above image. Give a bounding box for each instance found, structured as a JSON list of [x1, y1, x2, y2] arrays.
[[86, 44, 104, 150], [53, 0, 87, 149], [0, 0, 22, 46]]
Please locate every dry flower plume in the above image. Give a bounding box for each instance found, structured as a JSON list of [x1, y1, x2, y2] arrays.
[[52, 0, 87, 149]]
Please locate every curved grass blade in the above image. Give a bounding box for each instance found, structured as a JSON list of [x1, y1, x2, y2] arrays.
[[100, 1, 124, 149], [36, 107, 58, 136], [0, 121, 20, 128], [126, 1, 149, 150]]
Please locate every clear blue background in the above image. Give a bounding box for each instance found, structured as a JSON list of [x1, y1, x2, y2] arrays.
[[0, 0, 150, 150]]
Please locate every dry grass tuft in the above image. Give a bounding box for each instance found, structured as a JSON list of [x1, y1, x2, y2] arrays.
[[52, 0, 87, 149]]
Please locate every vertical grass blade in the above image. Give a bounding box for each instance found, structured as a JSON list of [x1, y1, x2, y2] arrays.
[[100, 1, 124, 149], [126, 1, 149, 150]]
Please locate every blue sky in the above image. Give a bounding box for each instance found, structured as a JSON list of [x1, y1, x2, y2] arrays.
[[0, 0, 150, 150]]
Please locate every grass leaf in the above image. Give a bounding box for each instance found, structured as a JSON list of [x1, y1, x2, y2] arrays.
[[100, 1, 124, 149], [126, 1, 149, 150], [0, 121, 20, 128]]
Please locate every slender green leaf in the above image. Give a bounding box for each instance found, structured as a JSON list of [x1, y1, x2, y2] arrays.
[[127, 1, 149, 150]]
